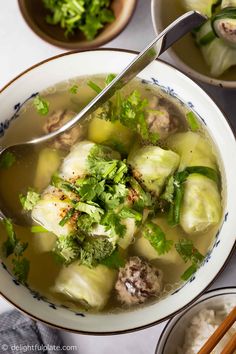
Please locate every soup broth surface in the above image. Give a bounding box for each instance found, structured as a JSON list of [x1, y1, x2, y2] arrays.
[[0, 76, 223, 313]]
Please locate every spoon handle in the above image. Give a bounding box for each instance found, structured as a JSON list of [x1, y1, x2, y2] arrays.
[[30, 11, 206, 145]]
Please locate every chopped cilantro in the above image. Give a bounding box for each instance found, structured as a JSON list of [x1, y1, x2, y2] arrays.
[[175, 238, 204, 264], [33, 95, 49, 115], [186, 111, 199, 132], [2, 218, 18, 257], [181, 264, 198, 281], [142, 221, 173, 255], [69, 84, 78, 94], [12, 258, 30, 284], [59, 208, 75, 226], [129, 177, 154, 212], [105, 73, 116, 85], [87, 80, 102, 94], [161, 176, 175, 203], [175, 238, 204, 281], [0, 152, 16, 169], [31, 225, 49, 233], [1, 218, 30, 284], [43, 0, 115, 40], [119, 207, 142, 222], [80, 237, 114, 267], [101, 211, 126, 238], [101, 248, 125, 269], [53, 235, 80, 265], [19, 189, 40, 211], [75, 201, 104, 223]]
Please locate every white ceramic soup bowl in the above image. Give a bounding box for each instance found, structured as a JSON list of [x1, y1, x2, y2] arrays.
[[155, 287, 236, 353], [0, 49, 235, 334]]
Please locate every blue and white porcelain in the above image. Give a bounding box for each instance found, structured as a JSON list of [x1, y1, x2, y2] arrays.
[[0, 50, 235, 334], [155, 287, 236, 353]]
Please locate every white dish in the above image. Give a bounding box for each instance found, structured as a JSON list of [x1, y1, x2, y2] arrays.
[[0, 49, 235, 334], [155, 287, 236, 353]]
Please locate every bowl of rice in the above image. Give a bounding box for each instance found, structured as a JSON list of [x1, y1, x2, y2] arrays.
[[155, 287, 236, 354]]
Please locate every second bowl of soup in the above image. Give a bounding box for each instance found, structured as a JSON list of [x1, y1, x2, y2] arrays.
[[0, 49, 235, 334]]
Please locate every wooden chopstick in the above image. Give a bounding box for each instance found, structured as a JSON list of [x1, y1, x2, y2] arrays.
[[221, 332, 236, 354], [198, 306, 236, 354]]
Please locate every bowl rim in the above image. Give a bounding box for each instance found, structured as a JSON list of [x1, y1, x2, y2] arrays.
[[0, 48, 235, 335], [150, 0, 236, 89], [17, 0, 137, 50], [155, 286, 236, 353]]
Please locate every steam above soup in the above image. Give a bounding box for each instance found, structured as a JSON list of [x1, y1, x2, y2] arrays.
[[0, 75, 223, 312]]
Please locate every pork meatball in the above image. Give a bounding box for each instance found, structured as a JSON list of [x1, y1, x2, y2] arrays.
[[115, 256, 163, 305], [43, 109, 85, 150], [146, 96, 182, 139]]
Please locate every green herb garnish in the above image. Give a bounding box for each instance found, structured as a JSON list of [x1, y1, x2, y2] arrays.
[[1, 218, 29, 284], [186, 111, 200, 132], [31, 225, 49, 233], [0, 152, 16, 169], [43, 0, 115, 40], [33, 95, 49, 115], [101, 248, 125, 269], [175, 238, 204, 281], [53, 235, 80, 265], [87, 80, 102, 94], [105, 73, 116, 85], [19, 189, 40, 211], [80, 237, 114, 267], [69, 84, 78, 94], [142, 221, 173, 255]]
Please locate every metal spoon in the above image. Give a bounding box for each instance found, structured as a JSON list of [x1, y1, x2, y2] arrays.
[[0, 11, 206, 224]]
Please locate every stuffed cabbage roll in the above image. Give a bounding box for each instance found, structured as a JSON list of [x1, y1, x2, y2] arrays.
[[196, 20, 236, 77], [32, 186, 74, 237], [168, 132, 217, 171], [212, 7, 236, 48], [54, 263, 117, 309], [128, 146, 180, 196], [180, 174, 222, 234], [59, 140, 120, 180]]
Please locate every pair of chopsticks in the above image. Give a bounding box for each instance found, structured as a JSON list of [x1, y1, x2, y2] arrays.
[[198, 306, 236, 354]]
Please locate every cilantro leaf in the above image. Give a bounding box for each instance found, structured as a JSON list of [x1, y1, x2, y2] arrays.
[[0, 152, 16, 169], [12, 258, 30, 284], [119, 207, 142, 222], [69, 84, 78, 94], [2, 218, 18, 257], [75, 201, 104, 223], [175, 238, 204, 264], [175, 238, 204, 281], [186, 111, 199, 132], [19, 189, 40, 211], [33, 95, 49, 115], [101, 248, 125, 269], [181, 264, 198, 281], [101, 211, 126, 238], [1, 218, 30, 284], [105, 73, 116, 85], [142, 221, 173, 255]]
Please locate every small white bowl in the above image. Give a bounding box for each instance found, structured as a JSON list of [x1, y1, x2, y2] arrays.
[[151, 0, 236, 88], [155, 287, 236, 353], [0, 49, 236, 334]]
